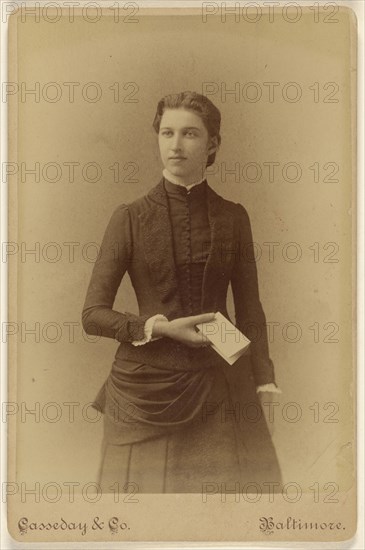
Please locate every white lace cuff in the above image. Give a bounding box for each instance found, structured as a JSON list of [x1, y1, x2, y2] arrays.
[[131, 314, 168, 346], [256, 383, 282, 394]]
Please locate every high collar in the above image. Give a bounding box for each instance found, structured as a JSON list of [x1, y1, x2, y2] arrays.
[[163, 176, 207, 199], [146, 177, 216, 209], [162, 168, 207, 190]]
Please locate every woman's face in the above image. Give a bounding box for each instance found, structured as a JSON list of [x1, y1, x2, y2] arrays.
[[158, 108, 218, 182]]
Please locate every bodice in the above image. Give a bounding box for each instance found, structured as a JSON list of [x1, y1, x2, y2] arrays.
[[164, 177, 211, 316]]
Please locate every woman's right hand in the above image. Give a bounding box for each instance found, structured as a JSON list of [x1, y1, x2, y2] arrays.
[[152, 313, 216, 348]]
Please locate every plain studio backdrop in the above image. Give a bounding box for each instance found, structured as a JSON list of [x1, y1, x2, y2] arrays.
[[9, 8, 355, 492]]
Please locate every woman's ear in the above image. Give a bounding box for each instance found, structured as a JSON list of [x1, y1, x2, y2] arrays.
[[207, 135, 219, 154]]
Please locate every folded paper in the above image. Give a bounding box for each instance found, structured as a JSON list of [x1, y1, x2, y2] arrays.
[[196, 311, 251, 365]]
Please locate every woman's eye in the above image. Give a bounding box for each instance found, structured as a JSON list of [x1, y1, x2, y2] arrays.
[[161, 131, 172, 136], [185, 131, 196, 137]]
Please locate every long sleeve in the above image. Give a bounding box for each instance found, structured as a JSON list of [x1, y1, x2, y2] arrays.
[[82, 204, 150, 342], [231, 204, 276, 386], [131, 314, 168, 346]]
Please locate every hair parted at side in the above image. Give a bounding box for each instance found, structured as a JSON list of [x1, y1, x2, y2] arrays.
[[152, 91, 221, 167]]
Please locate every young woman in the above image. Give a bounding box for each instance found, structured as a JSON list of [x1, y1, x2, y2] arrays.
[[82, 91, 282, 493]]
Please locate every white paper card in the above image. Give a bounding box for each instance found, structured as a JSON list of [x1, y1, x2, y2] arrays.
[[196, 312, 251, 365]]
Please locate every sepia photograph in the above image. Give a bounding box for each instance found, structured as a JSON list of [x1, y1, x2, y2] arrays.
[[82, 89, 283, 494], [2, 0, 361, 545]]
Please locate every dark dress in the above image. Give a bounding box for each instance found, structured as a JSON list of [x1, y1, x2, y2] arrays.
[[83, 177, 282, 493]]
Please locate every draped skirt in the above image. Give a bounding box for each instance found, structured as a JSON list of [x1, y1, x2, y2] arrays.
[[96, 359, 282, 494]]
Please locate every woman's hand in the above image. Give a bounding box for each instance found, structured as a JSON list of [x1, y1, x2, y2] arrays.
[[152, 313, 216, 348]]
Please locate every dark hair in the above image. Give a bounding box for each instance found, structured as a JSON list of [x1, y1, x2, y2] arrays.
[[152, 91, 221, 167]]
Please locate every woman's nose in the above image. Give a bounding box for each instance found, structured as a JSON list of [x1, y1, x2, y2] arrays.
[[170, 134, 183, 151]]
